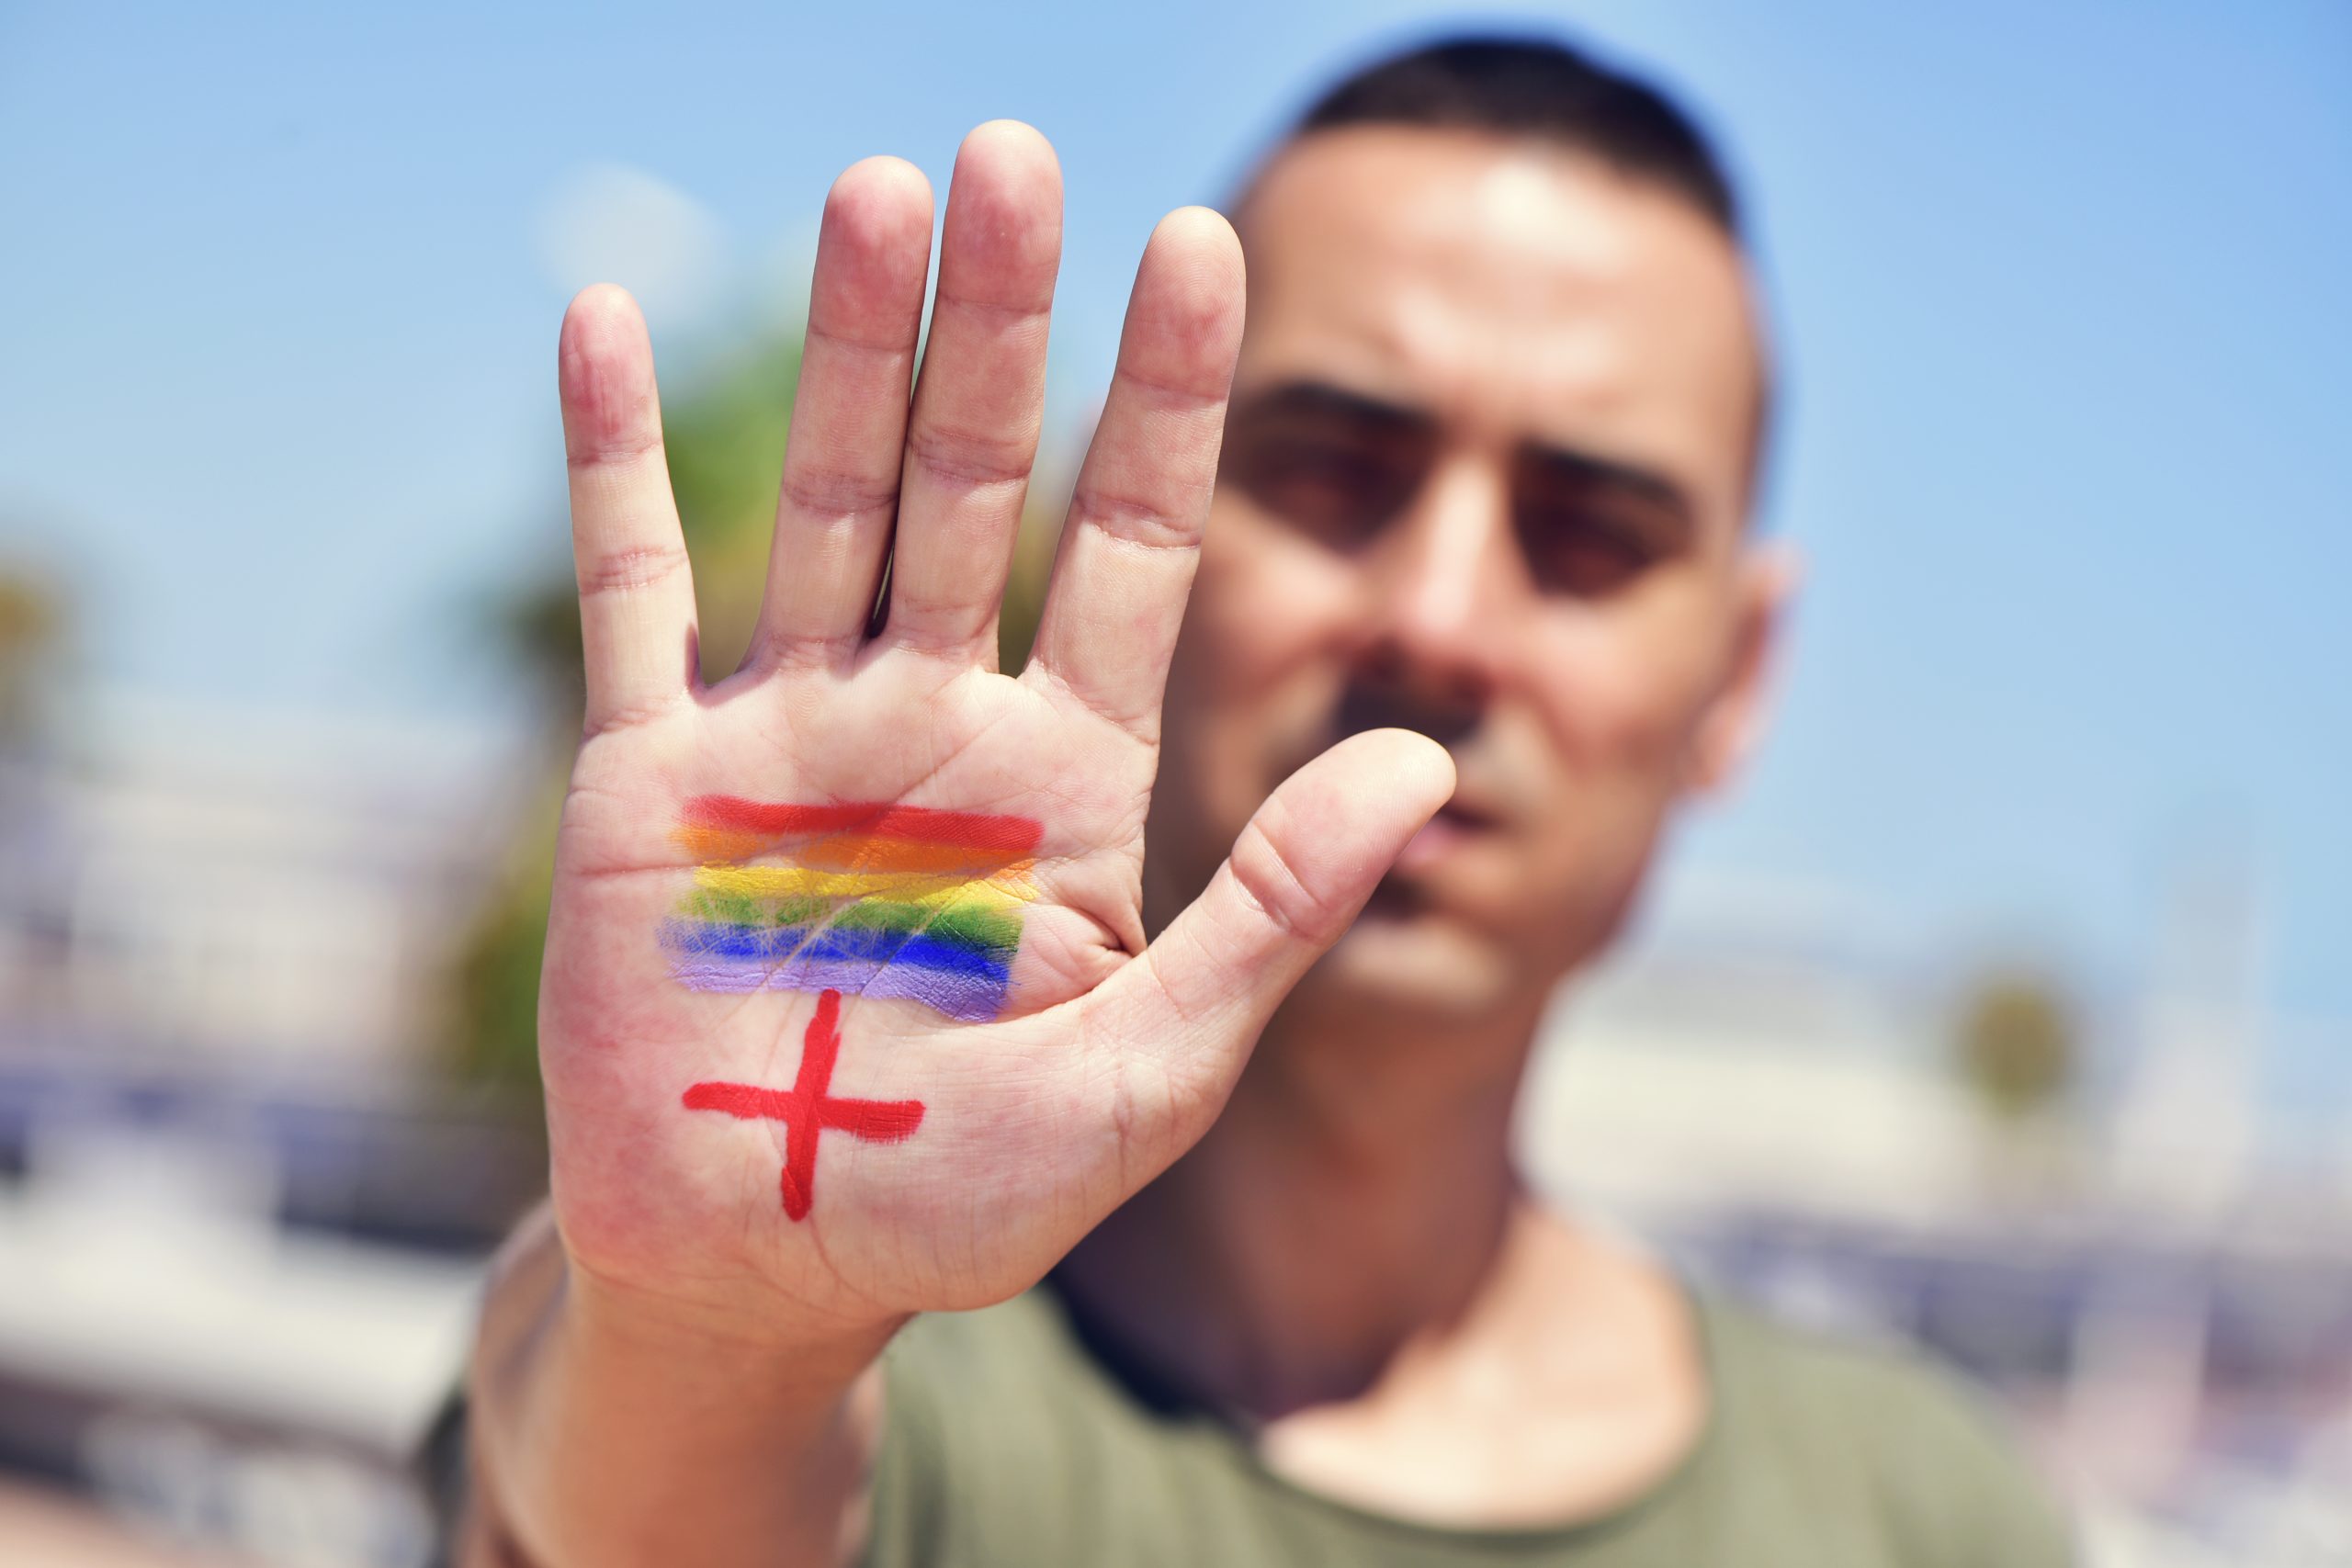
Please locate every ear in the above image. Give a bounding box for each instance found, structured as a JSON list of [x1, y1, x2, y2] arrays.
[[1687, 540, 1799, 796]]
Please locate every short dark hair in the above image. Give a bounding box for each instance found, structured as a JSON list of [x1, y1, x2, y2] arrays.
[[1292, 35, 1742, 241], [1270, 34, 1773, 505]]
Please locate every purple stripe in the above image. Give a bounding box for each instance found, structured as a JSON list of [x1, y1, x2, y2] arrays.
[[668, 956, 1008, 1023]]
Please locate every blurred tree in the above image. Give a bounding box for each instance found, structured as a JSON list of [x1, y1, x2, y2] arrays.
[[0, 562, 64, 747], [503, 336, 807, 699], [1953, 969, 2078, 1122], [447, 333, 1058, 1097]]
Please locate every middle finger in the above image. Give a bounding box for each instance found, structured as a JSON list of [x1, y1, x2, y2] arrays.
[[877, 119, 1063, 664]]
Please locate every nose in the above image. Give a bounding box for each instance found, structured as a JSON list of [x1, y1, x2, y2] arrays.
[[1350, 453, 1518, 727]]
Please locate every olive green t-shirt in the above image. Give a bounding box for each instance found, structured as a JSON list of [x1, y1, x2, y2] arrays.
[[862, 1285, 2074, 1568]]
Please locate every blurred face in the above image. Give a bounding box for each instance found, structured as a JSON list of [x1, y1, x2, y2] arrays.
[[1153, 127, 1788, 1030]]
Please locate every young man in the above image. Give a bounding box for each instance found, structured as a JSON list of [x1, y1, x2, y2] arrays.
[[458, 39, 2074, 1567]]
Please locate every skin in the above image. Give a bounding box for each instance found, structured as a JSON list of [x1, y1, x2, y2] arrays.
[[465, 119, 1789, 1565], [1058, 125, 1791, 1523], [1158, 128, 1778, 1033]]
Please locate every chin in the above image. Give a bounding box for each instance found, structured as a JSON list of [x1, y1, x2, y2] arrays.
[[1291, 901, 1521, 1024]]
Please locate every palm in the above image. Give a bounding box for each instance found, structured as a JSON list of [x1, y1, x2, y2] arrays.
[[548, 666, 1162, 1318], [538, 124, 1448, 1337]]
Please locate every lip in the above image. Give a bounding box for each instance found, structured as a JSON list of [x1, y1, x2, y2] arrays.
[[1394, 798, 1499, 874], [1435, 793, 1499, 830]]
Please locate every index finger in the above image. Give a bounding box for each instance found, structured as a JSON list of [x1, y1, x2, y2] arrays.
[[1020, 208, 1244, 736]]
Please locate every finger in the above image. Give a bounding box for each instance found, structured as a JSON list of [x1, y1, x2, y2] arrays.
[[1088, 729, 1454, 1081], [1022, 207, 1243, 732], [878, 120, 1061, 661], [749, 157, 935, 667], [559, 285, 699, 734]]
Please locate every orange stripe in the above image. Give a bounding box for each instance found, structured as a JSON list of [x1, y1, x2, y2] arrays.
[[683, 796, 1041, 852], [673, 826, 1037, 874]]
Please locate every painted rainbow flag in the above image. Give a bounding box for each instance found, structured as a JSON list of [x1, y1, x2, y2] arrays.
[[662, 795, 1041, 1023]]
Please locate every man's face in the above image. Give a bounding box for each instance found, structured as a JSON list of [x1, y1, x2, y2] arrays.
[[1152, 126, 1788, 1026]]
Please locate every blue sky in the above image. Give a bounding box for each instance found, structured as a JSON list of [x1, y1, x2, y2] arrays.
[[2, 2, 2346, 1060]]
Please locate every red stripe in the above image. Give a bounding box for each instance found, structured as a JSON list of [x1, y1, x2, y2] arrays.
[[681, 1081, 791, 1120], [684, 795, 1042, 855]]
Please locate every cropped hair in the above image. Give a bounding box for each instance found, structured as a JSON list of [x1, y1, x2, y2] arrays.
[[1291, 35, 1742, 241]]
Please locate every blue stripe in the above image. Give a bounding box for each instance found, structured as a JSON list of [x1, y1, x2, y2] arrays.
[[662, 920, 1012, 981]]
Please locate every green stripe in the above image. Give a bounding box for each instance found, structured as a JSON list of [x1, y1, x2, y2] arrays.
[[681, 888, 1023, 953]]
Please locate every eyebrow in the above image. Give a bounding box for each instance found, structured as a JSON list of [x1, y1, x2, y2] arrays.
[[1513, 443, 1699, 542], [1227, 378, 1434, 434], [1230, 378, 1698, 534]]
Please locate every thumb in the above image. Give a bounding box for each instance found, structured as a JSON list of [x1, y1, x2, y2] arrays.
[[1089, 728, 1455, 1078]]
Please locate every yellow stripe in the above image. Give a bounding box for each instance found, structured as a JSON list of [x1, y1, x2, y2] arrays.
[[796, 833, 1035, 874], [690, 863, 1036, 908]]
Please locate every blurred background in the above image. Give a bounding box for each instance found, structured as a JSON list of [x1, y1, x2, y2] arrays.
[[2, 1, 2347, 1562]]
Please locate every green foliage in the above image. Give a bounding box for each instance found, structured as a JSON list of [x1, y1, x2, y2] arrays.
[[447, 778, 568, 1095], [664, 339, 808, 679]]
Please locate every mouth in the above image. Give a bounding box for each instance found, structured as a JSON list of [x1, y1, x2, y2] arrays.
[[1436, 796, 1498, 832], [1392, 796, 1499, 875]]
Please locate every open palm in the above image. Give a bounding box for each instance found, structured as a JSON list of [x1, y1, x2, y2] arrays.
[[539, 123, 1450, 1340]]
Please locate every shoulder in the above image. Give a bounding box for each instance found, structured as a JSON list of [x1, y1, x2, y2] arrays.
[[1698, 1292, 2076, 1566]]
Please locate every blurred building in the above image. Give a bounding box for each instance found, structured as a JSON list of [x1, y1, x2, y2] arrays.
[[2, 689, 2347, 1566], [0, 692, 544, 1566], [0, 690, 546, 1241]]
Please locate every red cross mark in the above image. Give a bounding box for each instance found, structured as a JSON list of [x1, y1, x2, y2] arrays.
[[682, 989, 926, 1221]]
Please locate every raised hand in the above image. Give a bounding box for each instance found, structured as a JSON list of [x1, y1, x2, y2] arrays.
[[538, 122, 1451, 1343]]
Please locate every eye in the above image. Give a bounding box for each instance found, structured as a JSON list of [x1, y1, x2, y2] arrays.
[[1220, 395, 1434, 550], [1515, 510, 1662, 596], [1510, 452, 1689, 597], [1228, 438, 1420, 547]]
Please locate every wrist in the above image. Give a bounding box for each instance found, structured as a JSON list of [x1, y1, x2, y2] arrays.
[[471, 1221, 900, 1568], [559, 1257, 906, 1396]]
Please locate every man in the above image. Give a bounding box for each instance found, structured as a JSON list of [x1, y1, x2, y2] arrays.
[[458, 37, 2074, 1567]]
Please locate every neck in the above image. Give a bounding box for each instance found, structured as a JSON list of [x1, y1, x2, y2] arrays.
[[1058, 992, 1546, 1416]]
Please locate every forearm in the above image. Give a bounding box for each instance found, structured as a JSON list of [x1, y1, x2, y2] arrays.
[[464, 1206, 899, 1568]]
